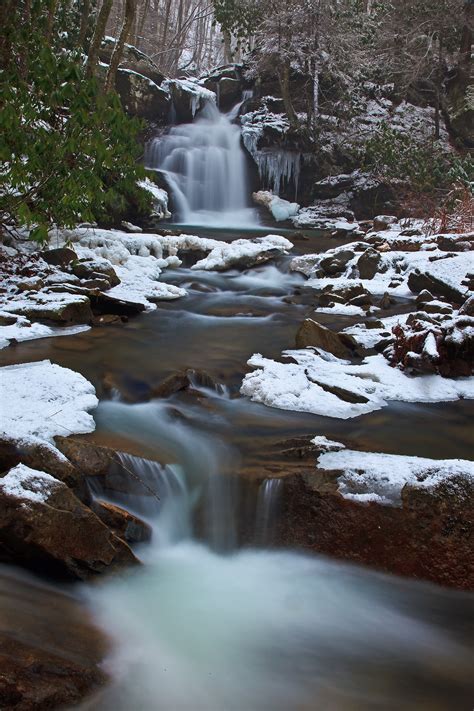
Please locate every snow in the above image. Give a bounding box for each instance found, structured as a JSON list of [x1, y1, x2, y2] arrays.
[[109, 256, 185, 307], [0, 315, 89, 350], [163, 78, 216, 117], [192, 235, 293, 271], [138, 178, 171, 220], [311, 436, 345, 452], [292, 208, 360, 232], [317, 450, 474, 505], [0, 463, 61, 504], [423, 332, 439, 359], [253, 191, 300, 222], [292, 244, 474, 299], [3, 290, 90, 318], [0, 360, 98, 445], [343, 314, 411, 349], [317, 303, 367, 317], [241, 349, 474, 419]]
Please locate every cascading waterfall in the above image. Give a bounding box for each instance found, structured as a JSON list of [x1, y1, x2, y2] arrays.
[[256, 478, 283, 544], [145, 102, 258, 227]]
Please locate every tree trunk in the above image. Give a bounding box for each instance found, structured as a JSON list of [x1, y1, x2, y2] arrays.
[[460, 0, 473, 69], [86, 0, 114, 78], [223, 29, 232, 63], [46, 0, 59, 41], [78, 0, 91, 49], [434, 34, 443, 140], [105, 0, 137, 92], [278, 61, 299, 129]]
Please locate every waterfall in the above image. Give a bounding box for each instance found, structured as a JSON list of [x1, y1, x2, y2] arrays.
[[256, 478, 283, 545], [145, 102, 258, 227]]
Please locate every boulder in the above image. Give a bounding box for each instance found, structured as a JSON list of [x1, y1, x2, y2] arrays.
[[115, 68, 170, 122], [89, 291, 146, 317], [460, 294, 474, 316], [71, 257, 120, 287], [152, 368, 223, 398], [295, 318, 357, 358], [408, 269, 467, 304], [320, 249, 355, 276], [218, 77, 242, 109], [41, 247, 77, 268], [6, 291, 93, 324], [0, 570, 107, 710], [99, 37, 165, 86], [373, 215, 398, 231], [54, 436, 114, 478], [357, 247, 382, 279], [0, 464, 139, 580], [91, 500, 152, 543], [275, 466, 474, 590]]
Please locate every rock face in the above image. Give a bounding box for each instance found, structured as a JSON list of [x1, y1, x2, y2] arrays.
[[116, 68, 170, 122], [99, 37, 165, 86], [274, 461, 474, 590], [0, 464, 138, 580], [295, 318, 357, 358], [0, 569, 107, 710]]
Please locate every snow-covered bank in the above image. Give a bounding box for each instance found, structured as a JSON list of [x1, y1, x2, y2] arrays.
[[0, 360, 98, 446], [241, 349, 474, 419]]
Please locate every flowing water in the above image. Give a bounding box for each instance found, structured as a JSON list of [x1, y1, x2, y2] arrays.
[[2, 99, 474, 707], [145, 102, 258, 227]]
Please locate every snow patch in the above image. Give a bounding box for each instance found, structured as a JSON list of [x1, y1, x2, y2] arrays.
[[0, 463, 61, 504]]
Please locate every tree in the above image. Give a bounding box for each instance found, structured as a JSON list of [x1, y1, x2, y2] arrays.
[[105, 0, 138, 92], [86, 0, 114, 78]]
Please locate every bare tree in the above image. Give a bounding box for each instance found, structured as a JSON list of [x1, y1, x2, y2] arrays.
[[86, 0, 114, 77], [105, 0, 138, 91]]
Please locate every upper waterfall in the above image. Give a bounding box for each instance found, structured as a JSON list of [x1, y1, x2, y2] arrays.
[[145, 101, 258, 228]]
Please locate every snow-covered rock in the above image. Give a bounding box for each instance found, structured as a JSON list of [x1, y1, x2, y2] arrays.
[[253, 191, 300, 222], [191, 235, 293, 271], [0, 360, 98, 447], [138, 178, 171, 220], [241, 348, 474, 419], [317, 450, 474, 505]]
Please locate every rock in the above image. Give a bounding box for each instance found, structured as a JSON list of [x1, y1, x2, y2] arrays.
[[320, 249, 355, 276], [7, 292, 93, 324], [89, 291, 146, 317], [295, 318, 357, 359], [0, 314, 17, 326], [460, 295, 474, 316], [121, 220, 143, 233], [16, 277, 44, 292], [99, 37, 165, 86], [373, 215, 398, 231], [41, 247, 77, 268], [54, 436, 114, 478], [71, 257, 120, 287], [274, 467, 474, 590], [379, 292, 391, 309], [445, 62, 474, 147], [152, 368, 222, 398], [423, 300, 453, 315], [0, 570, 107, 710], [0, 435, 86, 500], [416, 289, 435, 305], [0, 464, 139, 580], [115, 68, 170, 122], [357, 247, 382, 279], [91, 500, 152, 543], [217, 77, 242, 109], [408, 269, 466, 304], [349, 293, 373, 307]]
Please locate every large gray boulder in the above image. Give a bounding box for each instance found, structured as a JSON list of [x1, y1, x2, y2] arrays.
[[116, 68, 170, 122]]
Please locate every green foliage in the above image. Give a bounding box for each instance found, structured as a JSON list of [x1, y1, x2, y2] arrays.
[[0, 0, 149, 243], [361, 123, 474, 193], [212, 0, 261, 40]]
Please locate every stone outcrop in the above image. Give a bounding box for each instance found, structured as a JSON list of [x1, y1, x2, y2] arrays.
[[116, 68, 170, 122], [0, 464, 139, 580]]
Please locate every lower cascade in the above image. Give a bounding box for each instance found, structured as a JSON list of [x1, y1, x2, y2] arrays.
[[145, 101, 258, 227]]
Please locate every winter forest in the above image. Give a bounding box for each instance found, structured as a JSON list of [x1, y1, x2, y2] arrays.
[[0, 0, 473, 708]]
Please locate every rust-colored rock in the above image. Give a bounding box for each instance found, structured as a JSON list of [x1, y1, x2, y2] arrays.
[[295, 318, 358, 358], [0, 465, 139, 580], [275, 467, 474, 590], [0, 569, 107, 710], [91, 499, 152, 544]]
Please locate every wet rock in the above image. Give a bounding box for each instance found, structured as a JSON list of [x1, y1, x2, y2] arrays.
[[41, 247, 77, 268], [378, 292, 391, 309], [320, 250, 355, 276], [357, 247, 382, 279], [101, 371, 151, 402], [91, 499, 152, 544], [152, 368, 222, 398], [54, 436, 115, 478], [92, 314, 126, 326], [0, 570, 107, 710], [0, 464, 139, 580], [7, 292, 93, 324], [408, 269, 466, 304], [218, 77, 242, 109], [373, 215, 397, 231], [275, 468, 474, 590], [89, 291, 146, 317], [295, 318, 357, 358], [349, 292, 373, 307], [71, 258, 120, 287], [0, 435, 86, 500]]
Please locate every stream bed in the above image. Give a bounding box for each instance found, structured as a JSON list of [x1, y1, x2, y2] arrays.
[[1, 229, 474, 710]]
